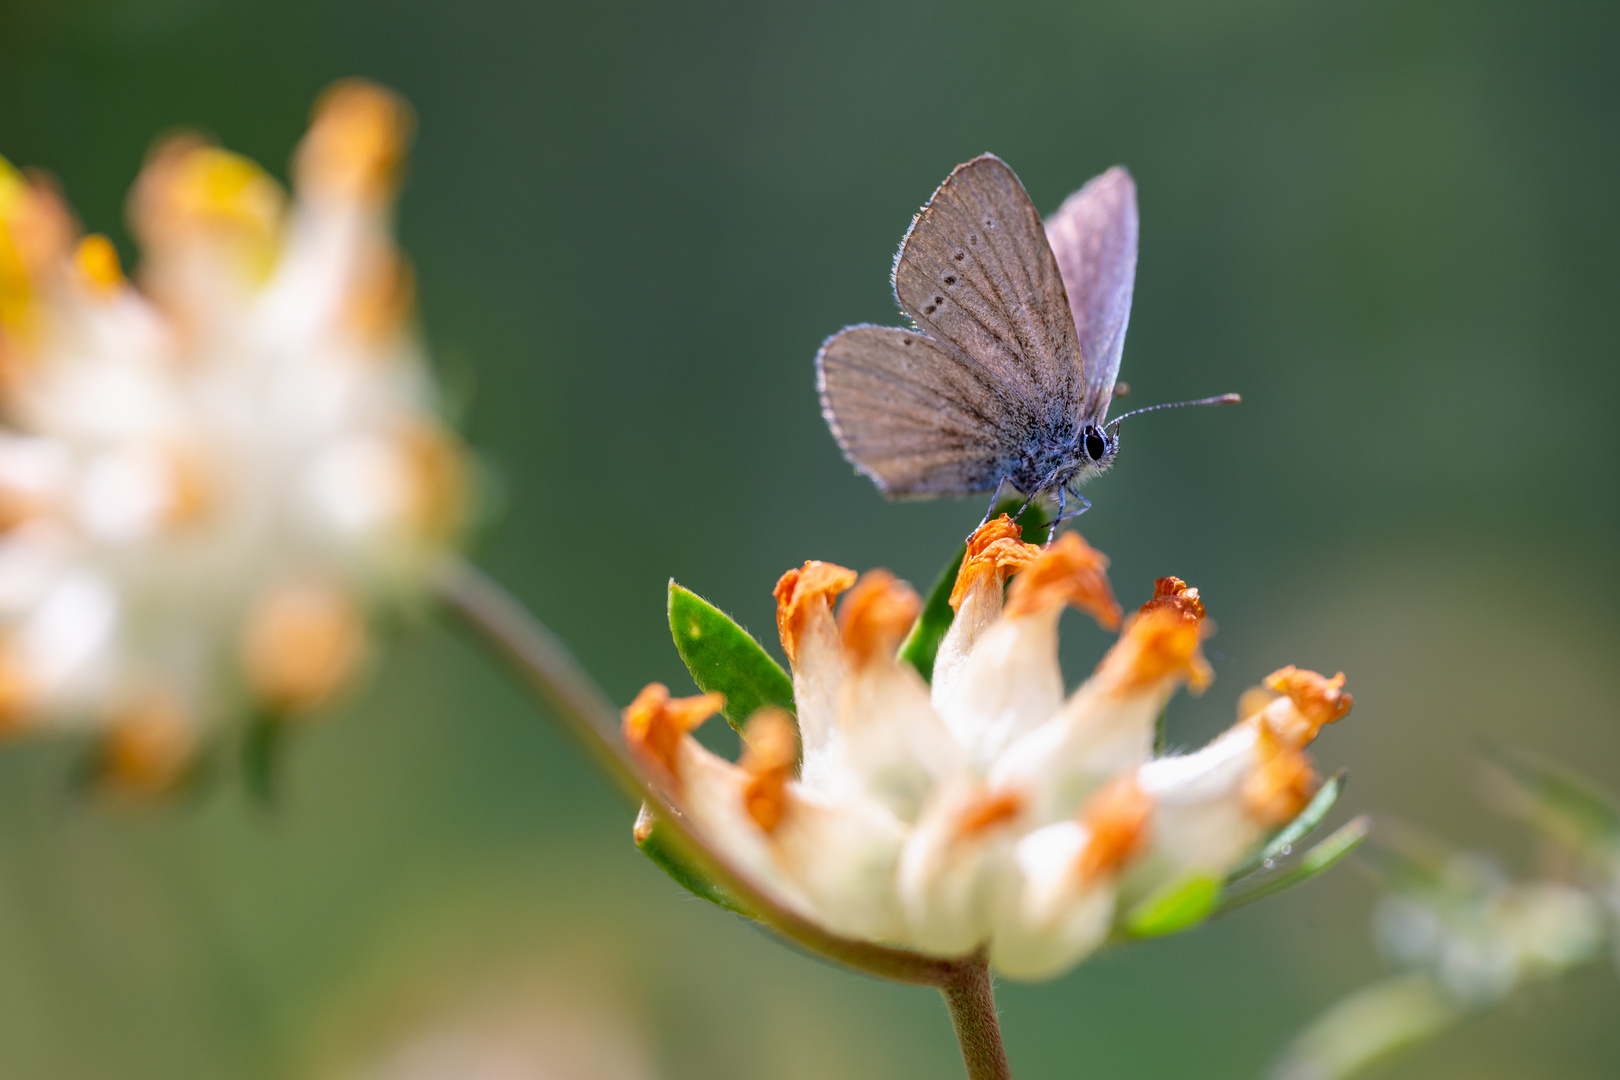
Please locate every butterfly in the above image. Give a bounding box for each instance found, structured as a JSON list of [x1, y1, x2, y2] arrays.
[[816, 154, 1236, 526]]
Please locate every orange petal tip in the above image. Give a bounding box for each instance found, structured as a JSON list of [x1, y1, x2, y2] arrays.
[[621, 682, 725, 782], [838, 569, 920, 668], [296, 79, 414, 202], [949, 514, 1042, 611], [773, 560, 856, 665], [1139, 576, 1206, 622], [1264, 666, 1353, 742], [1003, 532, 1121, 628]]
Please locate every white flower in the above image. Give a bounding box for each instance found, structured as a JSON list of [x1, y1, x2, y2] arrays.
[[1372, 854, 1607, 1006], [0, 81, 468, 789], [626, 516, 1354, 980]]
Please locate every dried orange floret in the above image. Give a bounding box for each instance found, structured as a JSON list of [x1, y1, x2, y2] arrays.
[[1003, 532, 1121, 628], [740, 707, 798, 834], [622, 682, 725, 783], [948, 514, 1041, 611], [1112, 605, 1213, 693], [73, 234, 123, 295], [1139, 576, 1205, 622], [1244, 723, 1319, 825], [101, 688, 193, 794], [131, 136, 285, 250], [1265, 666, 1353, 744], [296, 79, 413, 201], [773, 560, 857, 664], [838, 570, 920, 668], [241, 580, 366, 713], [1076, 776, 1153, 882]]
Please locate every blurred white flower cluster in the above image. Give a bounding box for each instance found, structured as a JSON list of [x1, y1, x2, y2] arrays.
[[1273, 756, 1620, 1080], [1372, 853, 1604, 1006], [335, 979, 659, 1080], [0, 80, 467, 789], [626, 516, 1353, 979]]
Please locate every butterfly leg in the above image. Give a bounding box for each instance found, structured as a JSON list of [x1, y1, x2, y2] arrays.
[[976, 476, 1011, 530], [1050, 490, 1092, 526], [1007, 487, 1041, 527]]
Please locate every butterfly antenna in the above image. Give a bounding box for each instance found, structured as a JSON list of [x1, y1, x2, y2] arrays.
[[1106, 393, 1241, 433]]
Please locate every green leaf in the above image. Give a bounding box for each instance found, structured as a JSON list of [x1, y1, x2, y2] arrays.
[[668, 582, 794, 731], [897, 496, 1053, 683], [1226, 770, 1348, 884], [1123, 872, 1222, 938], [1216, 814, 1371, 915], [634, 803, 753, 916]]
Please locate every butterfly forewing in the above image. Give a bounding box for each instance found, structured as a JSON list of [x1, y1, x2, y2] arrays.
[[1043, 166, 1138, 424], [892, 155, 1085, 415], [817, 325, 1010, 497]]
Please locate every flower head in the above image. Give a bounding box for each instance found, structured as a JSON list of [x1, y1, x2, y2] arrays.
[[631, 516, 1354, 979], [0, 81, 468, 787]]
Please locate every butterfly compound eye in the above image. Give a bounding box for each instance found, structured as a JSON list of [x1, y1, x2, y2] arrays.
[[1084, 430, 1109, 462]]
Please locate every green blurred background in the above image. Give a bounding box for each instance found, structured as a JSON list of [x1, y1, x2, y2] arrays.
[[2, 0, 1618, 1076]]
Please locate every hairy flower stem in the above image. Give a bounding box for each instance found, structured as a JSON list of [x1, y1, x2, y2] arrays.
[[942, 958, 1013, 1080], [435, 559, 1014, 1074]]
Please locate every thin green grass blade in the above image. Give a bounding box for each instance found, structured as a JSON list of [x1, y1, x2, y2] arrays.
[[1216, 815, 1371, 915], [1227, 770, 1347, 884], [1487, 749, 1620, 859]]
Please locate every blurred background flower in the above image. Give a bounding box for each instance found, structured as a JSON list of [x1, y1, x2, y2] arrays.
[[0, 79, 468, 789], [0, 1, 1616, 1078], [1271, 754, 1620, 1079], [322, 966, 659, 1080]]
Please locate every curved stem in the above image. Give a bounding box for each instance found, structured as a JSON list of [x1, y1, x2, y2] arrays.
[[942, 957, 1013, 1080], [433, 559, 964, 986]]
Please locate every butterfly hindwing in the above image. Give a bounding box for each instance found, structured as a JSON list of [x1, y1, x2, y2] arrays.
[[1043, 166, 1138, 424], [892, 155, 1086, 420], [816, 324, 1011, 497]]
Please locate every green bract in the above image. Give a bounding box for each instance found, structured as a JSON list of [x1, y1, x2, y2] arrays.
[[1124, 872, 1222, 938], [634, 804, 752, 916], [667, 582, 795, 731]]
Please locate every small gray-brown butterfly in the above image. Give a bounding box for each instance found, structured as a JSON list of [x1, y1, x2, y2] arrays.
[[816, 154, 1236, 524]]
